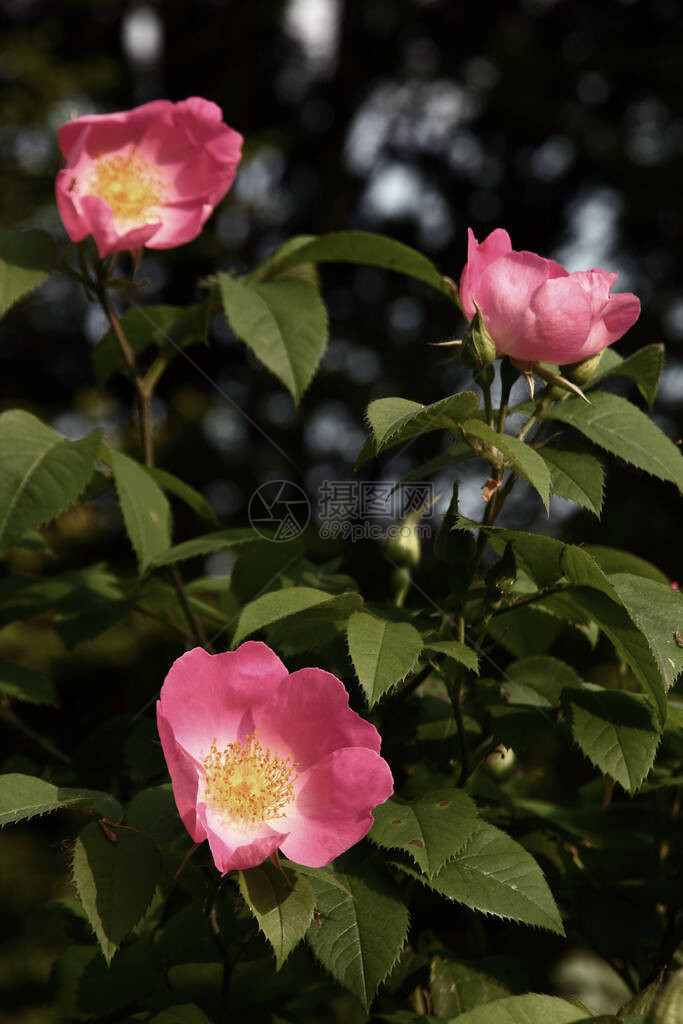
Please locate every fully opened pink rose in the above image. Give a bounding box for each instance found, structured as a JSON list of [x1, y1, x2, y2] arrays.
[[157, 642, 394, 872], [459, 227, 640, 365], [55, 97, 243, 257]]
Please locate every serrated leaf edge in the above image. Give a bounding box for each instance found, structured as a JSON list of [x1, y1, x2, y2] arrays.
[[304, 875, 410, 1011]]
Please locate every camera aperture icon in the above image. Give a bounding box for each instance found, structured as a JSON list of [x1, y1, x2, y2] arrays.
[[248, 480, 311, 542]]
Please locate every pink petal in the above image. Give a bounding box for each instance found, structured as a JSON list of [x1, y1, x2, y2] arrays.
[[571, 269, 616, 319], [474, 251, 560, 352], [578, 291, 641, 361], [459, 227, 512, 321], [197, 801, 285, 873], [144, 200, 212, 249], [54, 187, 159, 256], [157, 708, 206, 843], [279, 747, 394, 867], [502, 274, 593, 362], [57, 101, 174, 161], [253, 668, 382, 771], [158, 643, 288, 761]]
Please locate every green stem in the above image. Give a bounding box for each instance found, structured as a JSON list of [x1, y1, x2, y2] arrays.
[[143, 353, 170, 396], [517, 394, 551, 443], [488, 582, 572, 617], [205, 873, 231, 1014], [481, 375, 494, 429], [85, 251, 210, 652], [168, 565, 210, 650], [496, 373, 513, 435]]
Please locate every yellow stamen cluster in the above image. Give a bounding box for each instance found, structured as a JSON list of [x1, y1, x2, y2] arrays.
[[203, 733, 298, 824], [88, 150, 166, 227]]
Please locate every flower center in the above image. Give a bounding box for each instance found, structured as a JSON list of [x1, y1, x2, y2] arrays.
[[202, 733, 298, 824], [87, 150, 166, 228]]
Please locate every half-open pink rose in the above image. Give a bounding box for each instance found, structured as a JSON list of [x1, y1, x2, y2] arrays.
[[459, 228, 640, 364], [157, 642, 394, 872], [55, 97, 243, 257]]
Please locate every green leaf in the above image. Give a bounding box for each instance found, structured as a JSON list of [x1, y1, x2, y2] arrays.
[[0, 411, 101, 556], [51, 566, 137, 648], [607, 573, 683, 691], [107, 448, 172, 572], [149, 1007, 213, 1024], [364, 392, 479, 459], [0, 773, 122, 826], [53, 943, 161, 1020], [92, 303, 211, 385], [554, 589, 667, 725], [457, 520, 565, 588], [232, 586, 362, 647], [647, 967, 683, 1024], [219, 274, 328, 402], [0, 227, 55, 318], [304, 864, 410, 1010], [400, 820, 564, 935], [423, 640, 479, 673], [584, 546, 669, 584], [0, 661, 57, 706], [145, 467, 217, 524], [442, 993, 587, 1023], [618, 977, 662, 1016], [486, 606, 561, 658], [501, 656, 584, 707], [589, 343, 665, 408], [561, 544, 620, 601], [461, 420, 550, 512], [346, 611, 423, 707], [238, 861, 315, 969], [430, 956, 527, 1017], [72, 821, 161, 964], [149, 527, 260, 568], [560, 553, 680, 705], [563, 686, 660, 791], [370, 789, 480, 877], [253, 230, 452, 298], [545, 391, 683, 493], [126, 786, 187, 847], [540, 443, 604, 516]]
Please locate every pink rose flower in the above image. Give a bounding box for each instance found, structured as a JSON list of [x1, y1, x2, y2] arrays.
[[55, 97, 243, 257], [459, 228, 641, 364], [157, 642, 394, 872]]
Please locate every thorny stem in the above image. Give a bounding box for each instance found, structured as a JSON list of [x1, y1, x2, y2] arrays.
[[517, 394, 551, 443]]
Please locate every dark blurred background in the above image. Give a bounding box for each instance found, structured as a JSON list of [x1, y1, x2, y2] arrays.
[[0, 3, 681, 1017]]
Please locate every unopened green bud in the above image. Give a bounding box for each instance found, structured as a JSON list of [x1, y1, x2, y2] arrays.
[[485, 542, 517, 605], [461, 305, 497, 370], [566, 351, 604, 387], [484, 745, 517, 778], [386, 509, 422, 568]]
